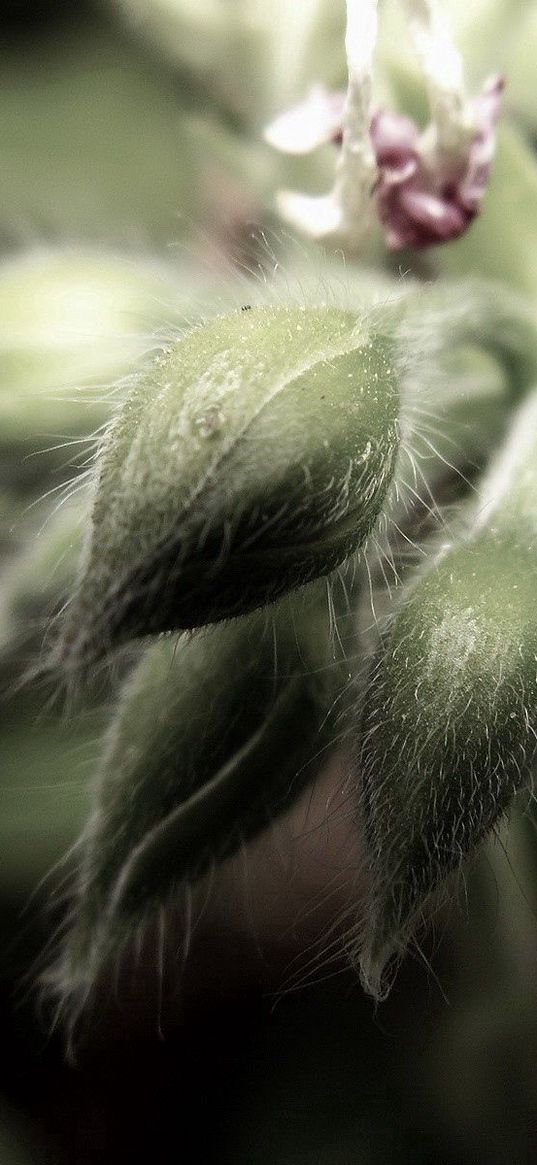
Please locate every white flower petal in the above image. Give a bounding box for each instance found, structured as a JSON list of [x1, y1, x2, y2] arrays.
[[275, 189, 343, 237], [264, 86, 345, 155]]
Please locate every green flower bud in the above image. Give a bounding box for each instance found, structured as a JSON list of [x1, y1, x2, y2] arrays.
[[59, 305, 400, 665], [55, 583, 350, 1018], [356, 387, 537, 998]]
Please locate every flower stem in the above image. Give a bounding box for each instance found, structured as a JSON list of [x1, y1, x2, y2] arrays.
[[399, 0, 472, 157], [335, 0, 378, 239]]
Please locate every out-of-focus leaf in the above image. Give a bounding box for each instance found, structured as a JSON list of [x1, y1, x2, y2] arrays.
[[0, 497, 86, 660], [112, 0, 346, 123], [437, 126, 537, 301], [505, 5, 537, 136], [0, 703, 103, 897], [0, 247, 204, 448], [0, 25, 198, 243]]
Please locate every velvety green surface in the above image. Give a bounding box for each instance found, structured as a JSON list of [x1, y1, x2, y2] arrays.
[[358, 389, 537, 996], [63, 305, 399, 654], [60, 582, 349, 1003]]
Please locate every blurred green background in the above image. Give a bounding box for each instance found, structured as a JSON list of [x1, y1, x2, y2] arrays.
[[2, 1, 537, 1161]]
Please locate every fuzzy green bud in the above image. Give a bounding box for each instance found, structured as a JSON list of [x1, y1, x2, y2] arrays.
[[55, 583, 350, 1020], [356, 387, 537, 998], [59, 304, 400, 665]]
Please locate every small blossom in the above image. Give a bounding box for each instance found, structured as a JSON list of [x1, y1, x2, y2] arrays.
[[373, 75, 504, 250], [57, 306, 401, 664], [265, 0, 503, 252], [266, 75, 503, 251]]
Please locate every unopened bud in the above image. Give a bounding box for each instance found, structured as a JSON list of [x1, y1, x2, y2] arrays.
[[59, 305, 400, 665], [356, 387, 537, 998], [53, 583, 350, 1023]]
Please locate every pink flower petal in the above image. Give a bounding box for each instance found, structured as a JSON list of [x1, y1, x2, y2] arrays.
[[374, 75, 504, 250], [370, 109, 419, 169]]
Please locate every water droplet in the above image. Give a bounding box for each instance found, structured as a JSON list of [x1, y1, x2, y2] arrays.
[[194, 407, 225, 438]]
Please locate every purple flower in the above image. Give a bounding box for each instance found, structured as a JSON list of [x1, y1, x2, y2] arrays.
[[265, 76, 504, 251], [372, 75, 504, 250]]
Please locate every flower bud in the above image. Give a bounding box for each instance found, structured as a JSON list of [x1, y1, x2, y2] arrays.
[[356, 387, 537, 998], [59, 305, 400, 665], [54, 583, 350, 1019]]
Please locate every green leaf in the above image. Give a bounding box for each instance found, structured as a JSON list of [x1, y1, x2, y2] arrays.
[[0, 24, 198, 242], [113, 0, 346, 123]]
